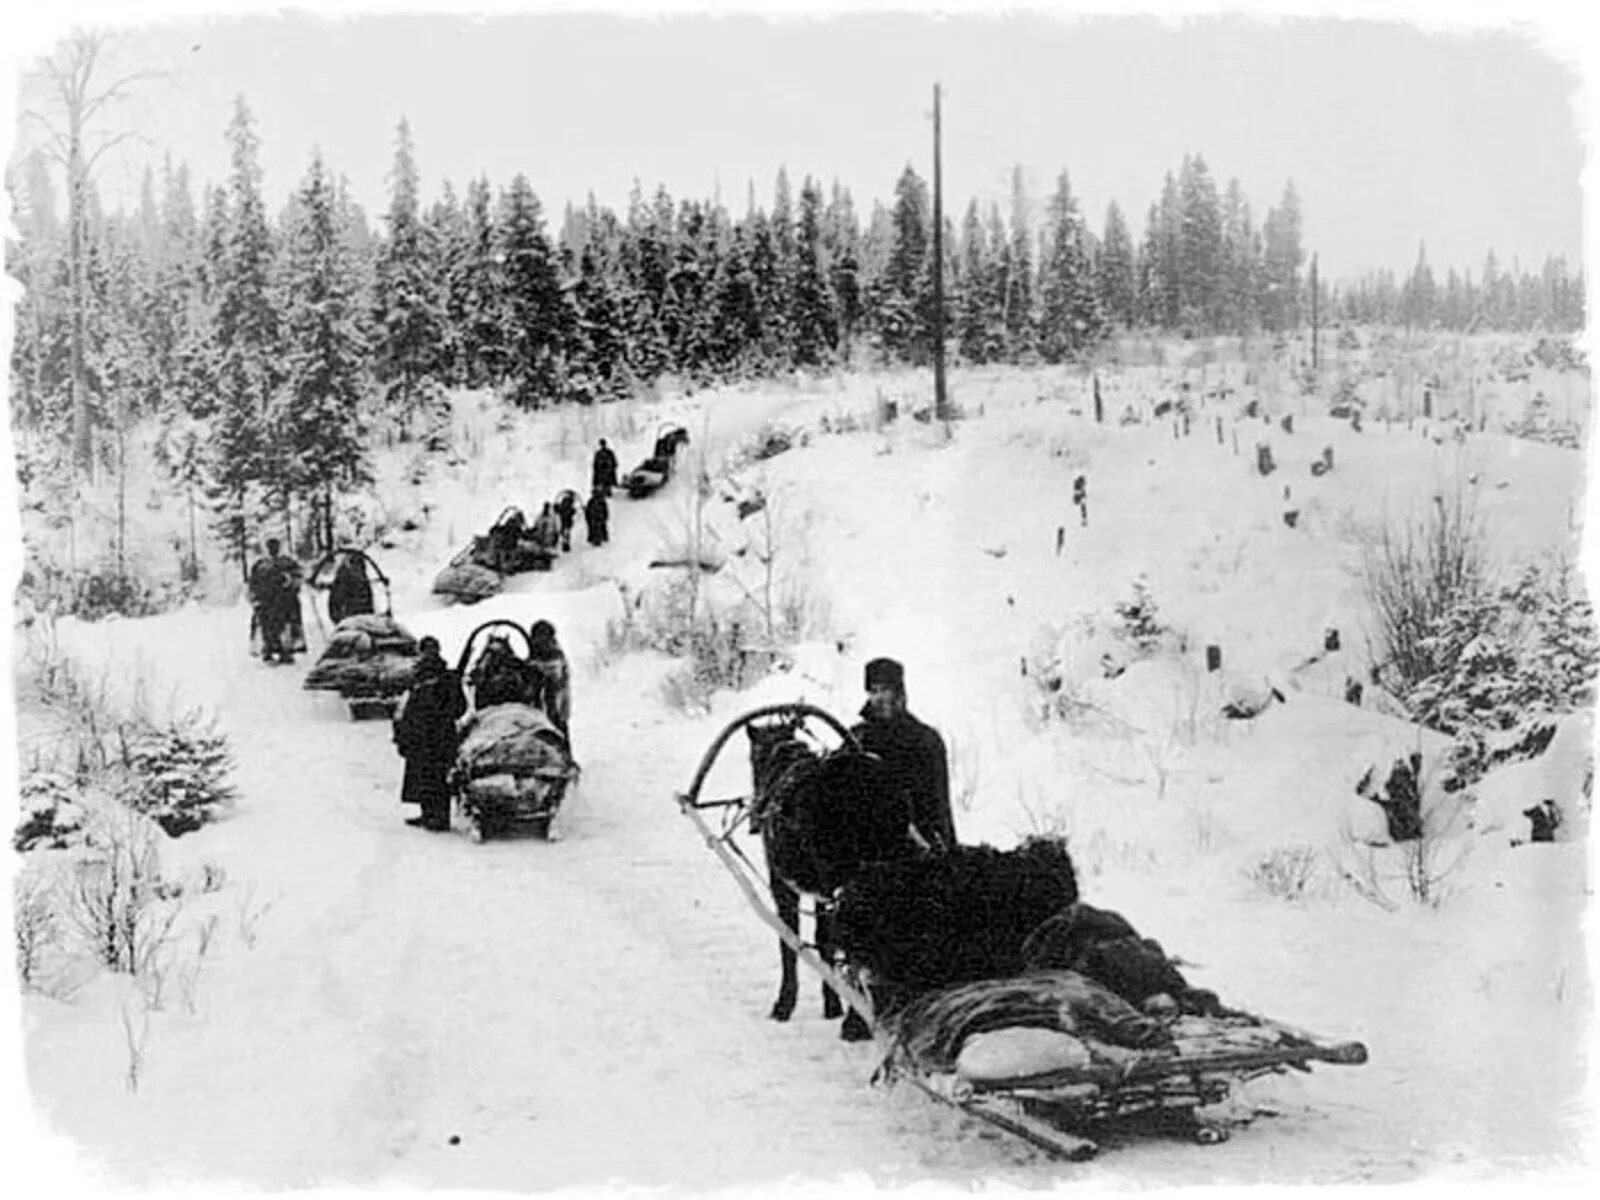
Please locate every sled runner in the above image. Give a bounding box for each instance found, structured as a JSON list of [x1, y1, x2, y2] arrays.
[[432, 506, 558, 603], [677, 703, 1369, 1162], [621, 424, 691, 498], [451, 619, 578, 841]]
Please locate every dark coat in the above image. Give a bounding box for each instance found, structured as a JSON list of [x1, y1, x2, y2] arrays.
[[328, 559, 375, 625], [583, 493, 610, 545], [850, 706, 956, 851], [592, 446, 619, 491], [248, 553, 303, 650], [394, 660, 467, 811]]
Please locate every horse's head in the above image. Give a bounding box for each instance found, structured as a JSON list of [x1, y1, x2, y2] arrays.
[[746, 715, 817, 834]]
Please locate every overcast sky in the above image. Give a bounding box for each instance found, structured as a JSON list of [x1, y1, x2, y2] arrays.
[[3, 2, 1593, 282]]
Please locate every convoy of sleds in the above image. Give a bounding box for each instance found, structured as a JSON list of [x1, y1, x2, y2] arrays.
[[677, 702, 1369, 1163], [429, 425, 689, 604], [300, 549, 576, 840]]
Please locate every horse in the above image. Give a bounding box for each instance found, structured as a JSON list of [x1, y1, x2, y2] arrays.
[[745, 712, 925, 1041]]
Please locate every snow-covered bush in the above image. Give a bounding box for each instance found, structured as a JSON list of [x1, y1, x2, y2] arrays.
[[1407, 560, 1598, 791], [1245, 844, 1323, 901], [60, 806, 186, 978], [1114, 576, 1174, 655], [113, 712, 238, 837], [1361, 490, 1491, 699]]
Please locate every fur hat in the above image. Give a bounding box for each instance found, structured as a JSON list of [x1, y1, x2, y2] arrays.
[[864, 657, 906, 692]]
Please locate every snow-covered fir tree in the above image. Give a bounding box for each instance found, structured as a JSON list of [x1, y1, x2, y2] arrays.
[[277, 149, 370, 552]]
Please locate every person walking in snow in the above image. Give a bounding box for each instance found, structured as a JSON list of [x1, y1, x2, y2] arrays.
[[327, 552, 375, 625], [248, 538, 302, 664], [591, 439, 619, 497], [393, 636, 467, 831], [583, 488, 610, 547], [849, 657, 957, 853], [526, 619, 572, 746], [1073, 474, 1089, 527], [553, 490, 579, 552]]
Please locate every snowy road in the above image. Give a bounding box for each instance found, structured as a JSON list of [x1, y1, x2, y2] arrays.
[[25, 381, 1592, 1191]]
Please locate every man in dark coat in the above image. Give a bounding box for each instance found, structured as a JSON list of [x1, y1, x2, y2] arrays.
[[248, 538, 302, 664], [849, 657, 957, 852], [591, 439, 619, 497], [393, 637, 467, 831], [553, 490, 578, 552], [583, 488, 610, 547], [327, 552, 375, 625]]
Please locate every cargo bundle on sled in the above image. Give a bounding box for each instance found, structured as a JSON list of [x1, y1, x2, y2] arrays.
[[450, 619, 578, 841], [676, 702, 1368, 1162], [432, 506, 561, 604], [302, 551, 417, 719]]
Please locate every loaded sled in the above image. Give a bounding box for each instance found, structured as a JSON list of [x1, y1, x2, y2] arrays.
[[620, 424, 691, 498], [451, 619, 578, 841], [677, 703, 1369, 1162], [432, 506, 560, 604], [302, 550, 417, 719]]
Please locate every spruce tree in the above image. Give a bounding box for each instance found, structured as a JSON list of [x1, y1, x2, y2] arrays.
[[1036, 170, 1103, 362], [497, 172, 564, 406], [208, 96, 280, 575], [790, 176, 837, 368], [1003, 165, 1036, 357], [278, 150, 370, 552], [372, 118, 446, 435], [1095, 200, 1137, 331]]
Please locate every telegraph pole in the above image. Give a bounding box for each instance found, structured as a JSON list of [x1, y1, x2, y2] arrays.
[[932, 82, 948, 427], [1310, 252, 1320, 372]]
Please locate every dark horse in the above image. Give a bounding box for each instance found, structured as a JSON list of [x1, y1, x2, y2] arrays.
[[746, 711, 926, 1041]]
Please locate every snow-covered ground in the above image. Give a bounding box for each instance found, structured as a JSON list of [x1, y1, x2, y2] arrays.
[[8, 360, 1597, 1195]]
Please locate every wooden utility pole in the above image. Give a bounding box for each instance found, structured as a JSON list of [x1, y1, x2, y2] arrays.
[[1310, 252, 1320, 373], [932, 82, 948, 427]]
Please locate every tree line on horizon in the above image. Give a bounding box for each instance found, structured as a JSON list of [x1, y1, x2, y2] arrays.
[[6, 97, 1587, 568]]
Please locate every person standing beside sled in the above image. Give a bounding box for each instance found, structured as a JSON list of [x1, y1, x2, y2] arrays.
[[248, 538, 301, 664], [526, 619, 572, 747], [591, 439, 618, 498], [393, 636, 467, 831], [850, 657, 957, 852], [583, 487, 610, 547], [553, 490, 578, 552]]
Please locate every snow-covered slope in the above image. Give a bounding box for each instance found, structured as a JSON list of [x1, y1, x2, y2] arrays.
[[11, 363, 1596, 1191]]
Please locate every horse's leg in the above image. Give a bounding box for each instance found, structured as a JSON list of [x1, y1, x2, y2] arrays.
[[815, 905, 843, 1020], [770, 880, 800, 1023]]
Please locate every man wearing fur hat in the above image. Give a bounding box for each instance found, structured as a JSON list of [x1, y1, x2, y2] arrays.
[[850, 657, 957, 852]]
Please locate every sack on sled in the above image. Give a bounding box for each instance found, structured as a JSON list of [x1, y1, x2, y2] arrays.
[[457, 705, 568, 780], [433, 561, 503, 603], [304, 615, 420, 695]]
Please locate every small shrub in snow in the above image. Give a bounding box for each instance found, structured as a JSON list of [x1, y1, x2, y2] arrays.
[[14, 870, 62, 991], [1246, 845, 1323, 901], [1405, 558, 1597, 790], [113, 711, 237, 837], [1114, 577, 1170, 654], [61, 807, 185, 978], [1361, 489, 1491, 699]]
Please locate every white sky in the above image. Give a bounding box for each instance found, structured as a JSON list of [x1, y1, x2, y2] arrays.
[[2, 1, 1595, 283]]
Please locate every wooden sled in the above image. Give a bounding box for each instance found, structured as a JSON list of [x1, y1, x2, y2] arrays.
[[677, 703, 1369, 1163], [452, 619, 578, 841], [882, 999, 1367, 1160]]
